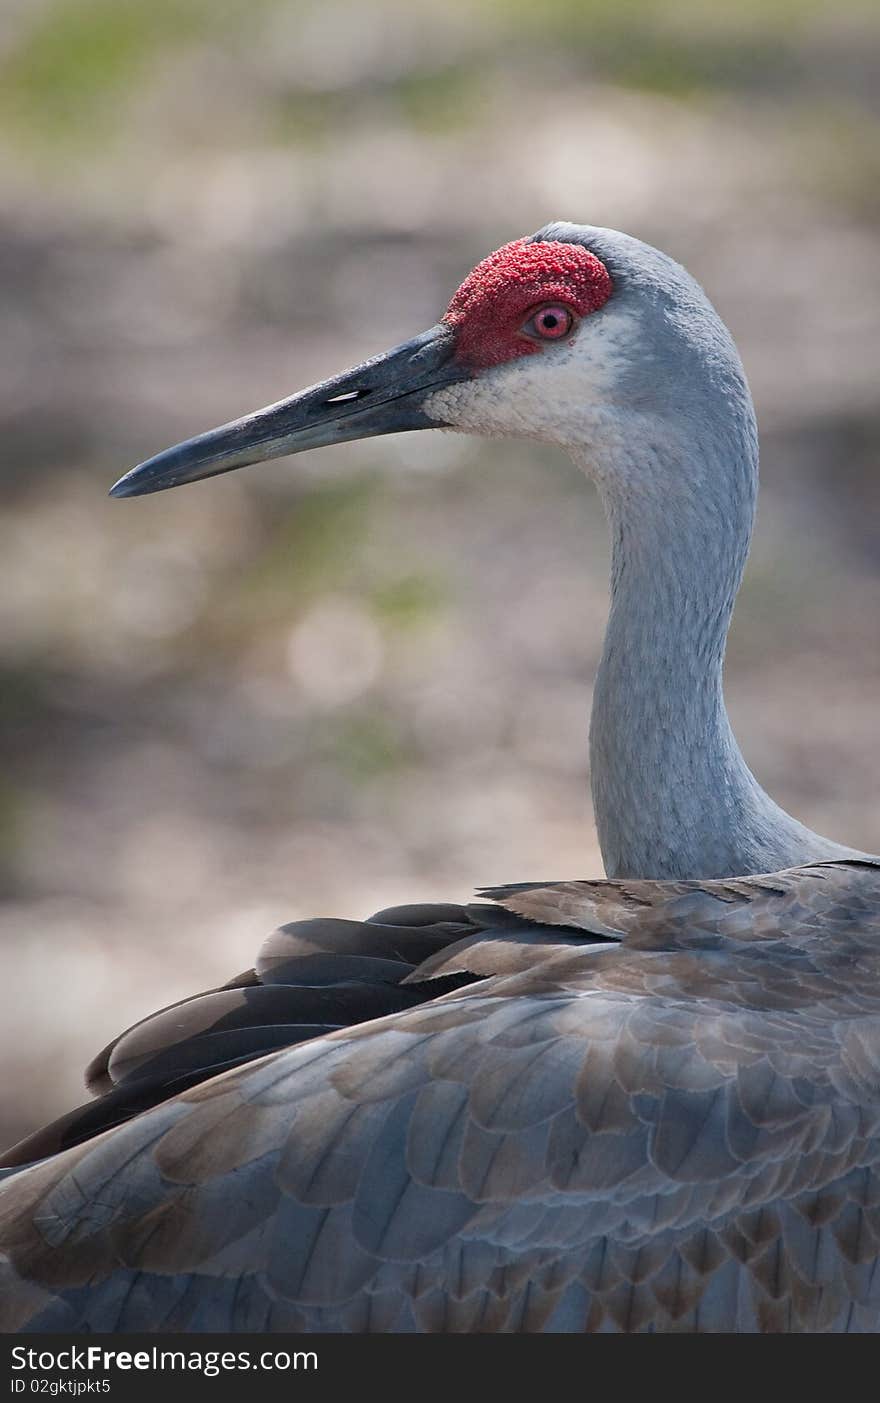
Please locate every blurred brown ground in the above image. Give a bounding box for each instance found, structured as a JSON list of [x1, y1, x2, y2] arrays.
[[1, 0, 879, 1147]]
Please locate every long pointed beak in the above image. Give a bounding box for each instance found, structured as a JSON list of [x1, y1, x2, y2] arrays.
[[110, 323, 464, 499]]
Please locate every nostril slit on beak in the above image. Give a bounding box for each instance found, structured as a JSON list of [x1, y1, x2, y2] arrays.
[[325, 389, 371, 405]]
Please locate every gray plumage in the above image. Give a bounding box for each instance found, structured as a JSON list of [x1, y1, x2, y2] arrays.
[[1, 224, 877, 1333], [535, 225, 859, 879]]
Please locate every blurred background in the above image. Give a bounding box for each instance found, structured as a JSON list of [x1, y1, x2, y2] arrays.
[[1, 0, 879, 1147]]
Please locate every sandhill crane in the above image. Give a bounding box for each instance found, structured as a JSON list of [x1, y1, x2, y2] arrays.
[[1, 224, 879, 1334]]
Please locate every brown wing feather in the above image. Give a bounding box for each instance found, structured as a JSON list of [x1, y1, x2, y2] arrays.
[[0, 903, 481, 1169], [2, 860, 880, 1332]]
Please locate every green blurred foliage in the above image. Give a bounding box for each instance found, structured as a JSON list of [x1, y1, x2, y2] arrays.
[[370, 573, 448, 633], [239, 478, 381, 617], [4, 0, 879, 153], [0, 0, 335, 140]]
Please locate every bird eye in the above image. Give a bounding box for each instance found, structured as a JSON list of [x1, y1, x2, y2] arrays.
[[523, 304, 574, 341]]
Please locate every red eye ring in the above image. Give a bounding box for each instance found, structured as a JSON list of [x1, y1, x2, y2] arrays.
[[523, 304, 574, 341]]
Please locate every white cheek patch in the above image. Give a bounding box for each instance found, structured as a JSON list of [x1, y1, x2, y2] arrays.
[[423, 306, 638, 448]]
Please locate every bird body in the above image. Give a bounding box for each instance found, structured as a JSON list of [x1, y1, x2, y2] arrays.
[[1, 224, 877, 1332]]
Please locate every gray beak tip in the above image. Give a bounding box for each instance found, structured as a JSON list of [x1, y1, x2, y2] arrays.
[[109, 472, 140, 499], [107, 323, 461, 501], [109, 445, 208, 499], [109, 469, 165, 499]]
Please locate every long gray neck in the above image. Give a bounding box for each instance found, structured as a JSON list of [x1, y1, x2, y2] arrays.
[[580, 426, 849, 880]]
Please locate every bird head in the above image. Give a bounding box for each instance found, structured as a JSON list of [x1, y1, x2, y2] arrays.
[[110, 222, 749, 499]]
